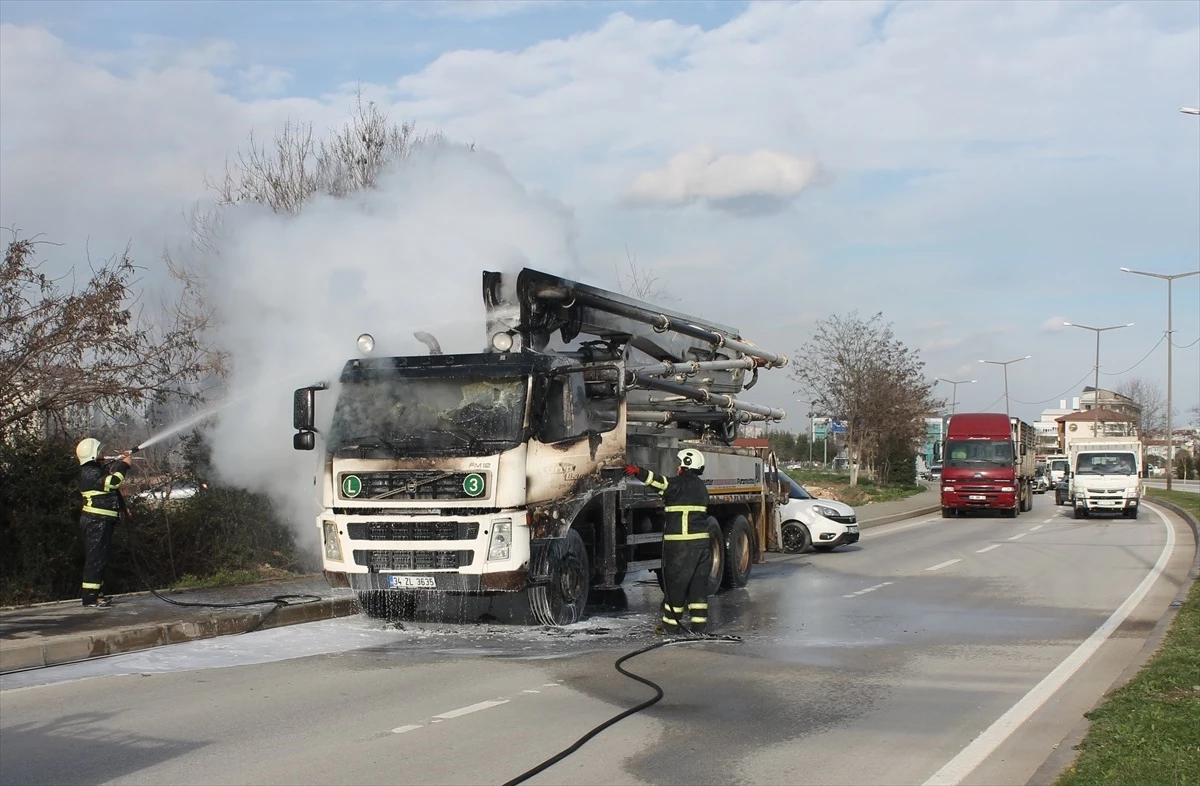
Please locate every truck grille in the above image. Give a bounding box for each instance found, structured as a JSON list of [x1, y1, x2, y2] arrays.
[[346, 522, 479, 541], [353, 550, 474, 571], [340, 471, 487, 501]]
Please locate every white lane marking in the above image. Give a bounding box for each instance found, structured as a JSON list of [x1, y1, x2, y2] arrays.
[[1008, 533, 1026, 541], [523, 689, 540, 694], [1042, 517, 1056, 523], [975, 544, 1001, 554], [922, 506, 1177, 786], [843, 581, 895, 598], [865, 515, 941, 538], [434, 699, 510, 720], [391, 725, 422, 734], [925, 559, 961, 571], [1029, 525, 1043, 532], [542, 683, 560, 687]]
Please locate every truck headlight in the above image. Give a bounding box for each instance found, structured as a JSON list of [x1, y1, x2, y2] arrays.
[[323, 520, 343, 562], [488, 518, 512, 561], [1000, 486, 1015, 493], [942, 485, 954, 493]]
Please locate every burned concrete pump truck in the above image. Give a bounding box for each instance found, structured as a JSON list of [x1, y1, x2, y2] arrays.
[[292, 268, 788, 626]]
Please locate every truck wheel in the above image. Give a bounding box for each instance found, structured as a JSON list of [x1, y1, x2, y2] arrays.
[[1073, 507, 1088, 520], [1123, 508, 1139, 519], [722, 516, 753, 589], [706, 517, 724, 596], [780, 521, 811, 553], [529, 529, 590, 626], [1004, 506, 1018, 519], [941, 507, 955, 518]]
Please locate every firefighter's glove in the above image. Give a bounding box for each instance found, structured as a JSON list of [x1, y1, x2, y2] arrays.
[[623, 464, 641, 477]]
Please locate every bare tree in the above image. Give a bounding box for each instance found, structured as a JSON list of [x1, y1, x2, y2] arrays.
[[1, 230, 214, 434], [790, 311, 936, 486], [614, 246, 669, 303], [1115, 377, 1166, 435], [207, 90, 442, 216]]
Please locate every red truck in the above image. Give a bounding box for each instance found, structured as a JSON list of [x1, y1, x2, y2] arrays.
[[939, 413, 1037, 518]]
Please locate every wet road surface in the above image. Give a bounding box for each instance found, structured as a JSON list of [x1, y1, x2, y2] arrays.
[[1, 497, 1193, 786]]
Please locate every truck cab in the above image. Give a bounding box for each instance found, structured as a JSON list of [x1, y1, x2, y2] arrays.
[[1068, 440, 1142, 519]]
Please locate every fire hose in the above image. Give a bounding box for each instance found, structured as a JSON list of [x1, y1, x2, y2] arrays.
[[500, 631, 743, 786], [116, 445, 324, 634]]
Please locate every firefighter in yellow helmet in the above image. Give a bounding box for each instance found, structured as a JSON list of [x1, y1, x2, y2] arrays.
[[624, 448, 711, 635], [75, 438, 131, 608]]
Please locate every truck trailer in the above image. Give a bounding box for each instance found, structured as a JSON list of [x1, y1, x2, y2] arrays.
[[939, 413, 1037, 517], [291, 267, 790, 626], [1067, 437, 1143, 519]]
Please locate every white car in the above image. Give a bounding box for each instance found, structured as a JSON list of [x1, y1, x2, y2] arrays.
[[773, 473, 860, 553]]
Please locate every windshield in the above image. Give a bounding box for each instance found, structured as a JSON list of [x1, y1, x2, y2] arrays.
[[328, 375, 528, 457], [1050, 459, 1069, 473], [1075, 452, 1137, 475], [944, 439, 1012, 468], [769, 473, 813, 500]]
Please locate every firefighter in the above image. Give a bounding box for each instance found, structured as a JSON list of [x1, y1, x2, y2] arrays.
[[75, 438, 131, 608], [624, 448, 711, 634]]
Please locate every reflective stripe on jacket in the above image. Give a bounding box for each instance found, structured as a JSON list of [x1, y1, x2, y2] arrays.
[[80, 459, 130, 518], [633, 467, 710, 541]]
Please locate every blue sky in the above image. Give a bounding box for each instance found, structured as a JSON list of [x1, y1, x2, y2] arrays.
[[1, 0, 1198, 428]]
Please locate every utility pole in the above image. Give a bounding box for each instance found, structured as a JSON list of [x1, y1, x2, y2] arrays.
[[1062, 322, 1133, 439], [978, 357, 1031, 421], [1120, 268, 1198, 489], [796, 400, 816, 466]]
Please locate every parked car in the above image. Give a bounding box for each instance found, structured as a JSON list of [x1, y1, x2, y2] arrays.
[[1054, 477, 1070, 506], [771, 473, 860, 554]]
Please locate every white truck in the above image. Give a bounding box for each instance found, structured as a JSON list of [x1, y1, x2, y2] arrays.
[[291, 267, 791, 625], [1067, 438, 1143, 519], [1044, 453, 1070, 487]]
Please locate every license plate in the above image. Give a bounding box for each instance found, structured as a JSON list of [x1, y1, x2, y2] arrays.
[[969, 495, 986, 501], [387, 575, 436, 589]]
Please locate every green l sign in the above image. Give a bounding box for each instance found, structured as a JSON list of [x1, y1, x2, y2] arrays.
[[342, 475, 362, 498]]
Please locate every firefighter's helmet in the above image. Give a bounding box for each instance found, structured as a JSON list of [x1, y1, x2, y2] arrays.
[[677, 448, 706, 471], [75, 438, 102, 465]]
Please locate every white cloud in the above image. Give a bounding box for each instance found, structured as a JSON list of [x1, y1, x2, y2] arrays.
[[624, 145, 819, 214], [417, 0, 568, 21], [1039, 315, 1070, 333]]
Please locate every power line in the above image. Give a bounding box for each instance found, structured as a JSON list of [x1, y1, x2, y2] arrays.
[[1173, 336, 1200, 349], [1010, 368, 1096, 406], [1099, 335, 1165, 376]]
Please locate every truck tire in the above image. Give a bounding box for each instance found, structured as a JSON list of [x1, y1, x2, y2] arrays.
[[1004, 506, 1018, 519], [357, 590, 418, 621], [1123, 507, 1139, 519], [941, 507, 955, 518], [529, 529, 590, 627], [706, 517, 724, 596], [722, 515, 753, 589], [780, 521, 811, 553], [1073, 506, 1088, 520]]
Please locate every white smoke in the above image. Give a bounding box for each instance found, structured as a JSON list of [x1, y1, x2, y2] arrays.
[[194, 145, 580, 543]]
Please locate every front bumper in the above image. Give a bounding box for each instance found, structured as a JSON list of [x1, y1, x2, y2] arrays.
[[1076, 495, 1139, 513], [941, 489, 1017, 511]]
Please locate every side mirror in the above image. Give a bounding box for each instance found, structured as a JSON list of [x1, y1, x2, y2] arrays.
[[294, 431, 316, 451], [294, 387, 317, 431]]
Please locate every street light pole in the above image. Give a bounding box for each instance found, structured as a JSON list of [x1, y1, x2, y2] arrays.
[[935, 377, 977, 416], [1181, 107, 1200, 115], [1062, 322, 1134, 439], [978, 357, 1031, 421], [1119, 268, 1199, 490], [796, 400, 815, 466]]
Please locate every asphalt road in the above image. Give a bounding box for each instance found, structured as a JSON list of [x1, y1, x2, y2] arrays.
[[1, 496, 1193, 786]]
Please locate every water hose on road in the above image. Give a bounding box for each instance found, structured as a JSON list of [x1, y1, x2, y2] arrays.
[[500, 631, 743, 786]]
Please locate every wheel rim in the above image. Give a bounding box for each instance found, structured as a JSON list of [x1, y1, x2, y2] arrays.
[[710, 532, 723, 581], [782, 523, 805, 552]]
